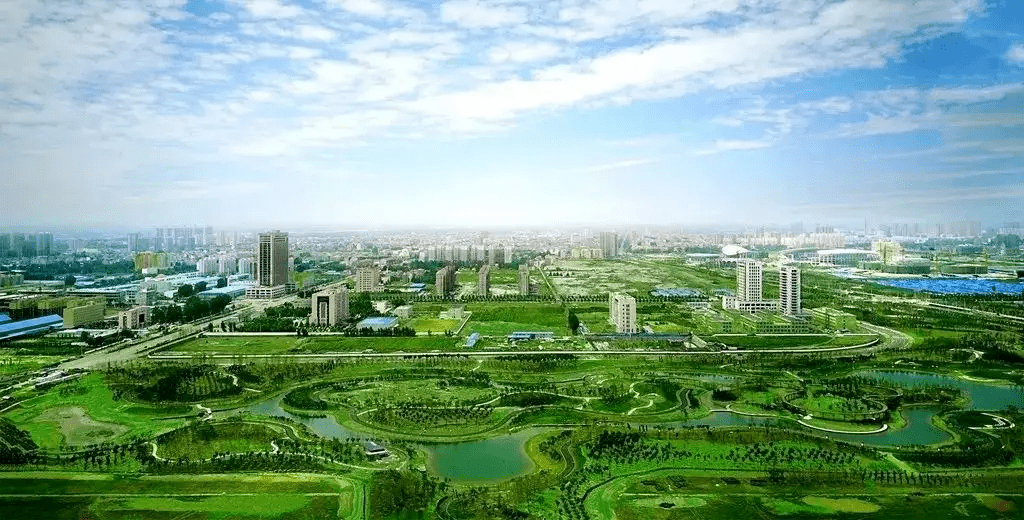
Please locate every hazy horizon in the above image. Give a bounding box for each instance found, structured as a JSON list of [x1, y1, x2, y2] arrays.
[[2, 0, 1022, 229]]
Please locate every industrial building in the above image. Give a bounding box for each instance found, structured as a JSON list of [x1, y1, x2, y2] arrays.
[[0, 315, 64, 341], [63, 301, 106, 329]]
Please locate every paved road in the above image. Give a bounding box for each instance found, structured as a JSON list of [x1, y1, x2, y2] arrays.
[[148, 333, 888, 362]]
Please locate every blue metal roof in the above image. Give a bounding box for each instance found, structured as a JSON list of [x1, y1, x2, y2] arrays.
[[0, 314, 64, 340], [357, 317, 399, 329], [0, 313, 10, 324]]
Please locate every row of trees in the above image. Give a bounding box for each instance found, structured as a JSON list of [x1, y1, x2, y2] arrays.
[[150, 295, 231, 323]]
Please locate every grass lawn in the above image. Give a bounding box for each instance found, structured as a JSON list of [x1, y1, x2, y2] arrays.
[[156, 421, 282, 459], [2, 373, 188, 450], [0, 355, 64, 376], [407, 317, 461, 334], [0, 473, 352, 520], [464, 302, 567, 336]]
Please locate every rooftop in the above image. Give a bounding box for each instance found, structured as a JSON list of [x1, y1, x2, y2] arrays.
[[0, 314, 64, 341]]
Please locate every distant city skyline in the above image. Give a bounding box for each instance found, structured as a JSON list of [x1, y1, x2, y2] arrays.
[[1, 1, 1022, 228]]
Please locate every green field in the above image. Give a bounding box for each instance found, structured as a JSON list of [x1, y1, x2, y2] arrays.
[[0, 473, 353, 520], [2, 373, 189, 450], [547, 259, 734, 296]]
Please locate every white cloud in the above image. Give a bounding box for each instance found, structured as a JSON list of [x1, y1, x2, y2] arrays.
[[330, 0, 423, 19], [240, 0, 304, 19], [488, 41, 562, 63], [1006, 43, 1024, 65], [441, 0, 528, 28], [694, 139, 774, 156]]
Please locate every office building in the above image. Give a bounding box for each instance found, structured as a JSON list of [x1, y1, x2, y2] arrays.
[[736, 259, 763, 302], [723, 259, 778, 312], [35, 232, 53, 257], [128, 233, 142, 252], [778, 265, 801, 315], [478, 265, 490, 296], [600, 232, 619, 259], [435, 265, 456, 297], [118, 306, 149, 329], [608, 293, 637, 334], [256, 230, 289, 287], [310, 286, 349, 326], [356, 266, 381, 292], [62, 302, 106, 329], [518, 263, 530, 295]]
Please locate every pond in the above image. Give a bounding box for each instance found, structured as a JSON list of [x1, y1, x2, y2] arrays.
[[422, 429, 540, 482], [858, 370, 1024, 410], [245, 395, 357, 440], [870, 278, 1022, 295]]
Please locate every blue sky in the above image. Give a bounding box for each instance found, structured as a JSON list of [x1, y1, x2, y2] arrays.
[[1, 0, 1022, 229]]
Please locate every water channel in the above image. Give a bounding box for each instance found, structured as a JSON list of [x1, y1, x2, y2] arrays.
[[243, 371, 1021, 481]]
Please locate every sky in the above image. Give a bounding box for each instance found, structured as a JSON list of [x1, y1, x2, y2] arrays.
[[1, 0, 1023, 230]]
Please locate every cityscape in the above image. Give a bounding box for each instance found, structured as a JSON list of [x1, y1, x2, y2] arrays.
[[2, 0, 1024, 519]]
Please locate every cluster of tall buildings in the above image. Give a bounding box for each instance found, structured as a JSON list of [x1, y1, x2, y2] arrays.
[[421, 244, 510, 264], [724, 259, 801, 315], [0, 232, 53, 258]]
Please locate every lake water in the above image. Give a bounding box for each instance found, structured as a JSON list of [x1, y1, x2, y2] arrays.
[[871, 278, 1022, 295], [423, 429, 539, 482], [244, 372, 1022, 480], [858, 370, 1024, 410]]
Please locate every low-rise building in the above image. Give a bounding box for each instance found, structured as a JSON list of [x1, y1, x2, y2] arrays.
[[118, 306, 149, 329], [809, 307, 858, 330], [62, 301, 106, 329], [246, 285, 287, 299]]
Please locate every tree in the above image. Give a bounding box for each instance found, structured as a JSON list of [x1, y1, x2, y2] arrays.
[[183, 296, 209, 321], [165, 305, 183, 322], [350, 292, 373, 317], [216, 277, 228, 288], [176, 284, 194, 298], [64, 275, 76, 287], [568, 311, 580, 334], [194, 281, 208, 293], [209, 295, 231, 315]]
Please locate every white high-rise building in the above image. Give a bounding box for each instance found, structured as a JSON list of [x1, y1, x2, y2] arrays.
[[196, 257, 218, 275], [779, 266, 801, 315], [608, 293, 637, 334], [237, 257, 255, 279], [218, 256, 237, 275], [310, 286, 349, 326], [736, 259, 763, 302]]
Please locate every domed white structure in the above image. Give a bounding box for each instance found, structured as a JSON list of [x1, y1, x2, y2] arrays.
[[721, 245, 751, 257]]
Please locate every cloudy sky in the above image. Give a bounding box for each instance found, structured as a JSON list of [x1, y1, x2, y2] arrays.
[[1, 0, 1022, 229]]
